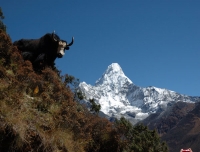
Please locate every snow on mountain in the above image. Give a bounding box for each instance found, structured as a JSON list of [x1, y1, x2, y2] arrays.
[[79, 63, 200, 124]]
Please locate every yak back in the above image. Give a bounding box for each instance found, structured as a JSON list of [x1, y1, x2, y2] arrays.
[[13, 33, 59, 55]]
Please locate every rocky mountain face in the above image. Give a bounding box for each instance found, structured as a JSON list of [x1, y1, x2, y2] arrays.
[[79, 63, 200, 124]]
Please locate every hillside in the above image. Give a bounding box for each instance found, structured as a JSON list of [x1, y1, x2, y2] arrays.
[[162, 102, 200, 151], [141, 101, 200, 151], [0, 29, 110, 151], [0, 26, 168, 152]]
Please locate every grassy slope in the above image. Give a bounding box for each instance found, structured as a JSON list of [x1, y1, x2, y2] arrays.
[[0, 29, 120, 152]]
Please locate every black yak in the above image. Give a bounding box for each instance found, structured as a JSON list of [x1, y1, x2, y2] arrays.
[[13, 32, 74, 70]]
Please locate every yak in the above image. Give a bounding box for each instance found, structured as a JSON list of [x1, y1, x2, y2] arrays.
[[13, 32, 74, 70]]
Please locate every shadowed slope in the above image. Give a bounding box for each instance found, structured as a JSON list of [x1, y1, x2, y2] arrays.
[[141, 101, 200, 152]]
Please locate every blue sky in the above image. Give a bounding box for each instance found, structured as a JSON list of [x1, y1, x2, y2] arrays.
[[1, 1, 200, 96]]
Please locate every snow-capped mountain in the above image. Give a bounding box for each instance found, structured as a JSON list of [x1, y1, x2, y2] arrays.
[[79, 63, 200, 124]]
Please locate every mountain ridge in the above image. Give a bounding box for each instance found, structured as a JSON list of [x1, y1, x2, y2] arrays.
[[79, 63, 200, 124]]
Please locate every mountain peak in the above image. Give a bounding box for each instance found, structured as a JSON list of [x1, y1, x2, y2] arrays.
[[107, 63, 122, 73], [95, 63, 132, 86], [79, 63, 200, 125]]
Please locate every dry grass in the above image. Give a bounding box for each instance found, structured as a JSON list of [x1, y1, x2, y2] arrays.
[[0, 29, 120, 151]]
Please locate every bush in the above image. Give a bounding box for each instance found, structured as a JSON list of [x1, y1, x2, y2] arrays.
[[115, 117, 168, 152]]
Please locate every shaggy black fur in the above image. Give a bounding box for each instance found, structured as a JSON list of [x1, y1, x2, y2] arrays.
[[13, 32, 73, 71]]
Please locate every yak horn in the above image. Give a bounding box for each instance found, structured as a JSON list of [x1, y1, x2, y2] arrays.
[[67, 37, 74, 46]]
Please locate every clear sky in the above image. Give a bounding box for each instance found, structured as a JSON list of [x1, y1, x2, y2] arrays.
[[1, 1, 200, 96]]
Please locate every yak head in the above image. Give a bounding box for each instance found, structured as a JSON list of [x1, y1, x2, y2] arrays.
[[52, 32, 74, 58]]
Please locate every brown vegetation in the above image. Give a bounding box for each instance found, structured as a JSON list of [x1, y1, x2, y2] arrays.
[[0, 29, 120, 151]]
